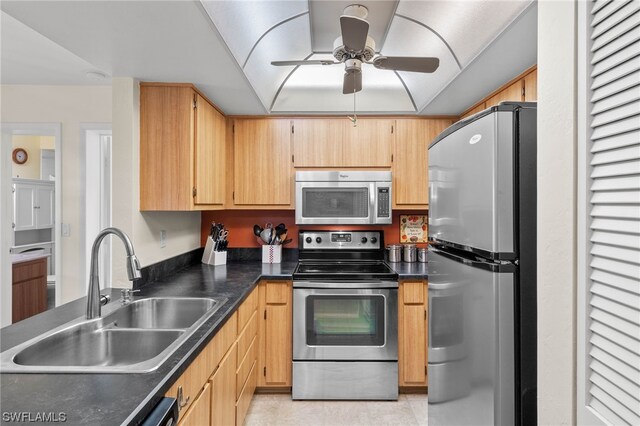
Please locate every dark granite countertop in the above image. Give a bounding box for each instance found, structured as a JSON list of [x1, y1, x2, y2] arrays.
[[388, 261, 429, 279], [0, 260, 297, 426]]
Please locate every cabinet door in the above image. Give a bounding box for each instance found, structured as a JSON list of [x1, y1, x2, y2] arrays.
[[524, 69, 537, 101], [35, 184, 55, 228], [343, 119, 394, 167], [258, 281, 292, 387], [179, 383, 210, 426], [393, 119, 452, 207], [210, 343, 237, 426], [194, 94, 225, 206], [399, 281, 428, 387], [292, 119, 345, 167], [486, 80, 523, 107], [13, 183, 36, 231], [233, 119, 292, 206]]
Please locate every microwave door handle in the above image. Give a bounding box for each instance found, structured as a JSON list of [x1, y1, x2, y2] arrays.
[[370, 183, 376, 224]]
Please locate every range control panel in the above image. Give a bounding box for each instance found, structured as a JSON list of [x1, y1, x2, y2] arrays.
[[299, 231, 383, 250]]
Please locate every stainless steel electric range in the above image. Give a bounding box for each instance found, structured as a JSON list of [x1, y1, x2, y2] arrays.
[[292, 230, 399, 400]]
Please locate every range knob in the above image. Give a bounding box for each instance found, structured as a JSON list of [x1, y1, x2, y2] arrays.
[[305, 237, 312, 244], [316, 237, 322, 244], [371, 237, 378, 244], [361, 237, 368, 244]]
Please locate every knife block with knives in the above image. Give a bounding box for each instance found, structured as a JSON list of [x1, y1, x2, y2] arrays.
[[202, 222, 228, 266]]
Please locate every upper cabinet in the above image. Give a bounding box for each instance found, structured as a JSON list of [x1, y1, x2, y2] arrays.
[[292, 118, 393, 168], [393, 119, 453, 209], [140, 83, 225, 211], [232, 119, 292, 207], [523, 69, 537, 102], [12, 180, 55, 231]]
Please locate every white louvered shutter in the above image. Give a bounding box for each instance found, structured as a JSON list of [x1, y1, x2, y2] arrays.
[[587, 0, 640, 424]]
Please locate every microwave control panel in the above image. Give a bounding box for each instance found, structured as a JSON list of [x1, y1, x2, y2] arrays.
[[377, 187, 390, 217]]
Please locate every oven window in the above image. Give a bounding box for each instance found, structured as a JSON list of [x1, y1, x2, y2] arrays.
[[302, 188, 369, 218], [306, 295, 385, 346]]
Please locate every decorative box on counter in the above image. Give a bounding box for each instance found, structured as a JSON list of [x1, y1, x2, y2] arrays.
[[202, 237, 227, 266], [262, 245, 282, 264]]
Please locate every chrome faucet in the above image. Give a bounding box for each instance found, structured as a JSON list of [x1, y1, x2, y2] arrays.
[[87, 227, 142, 319]]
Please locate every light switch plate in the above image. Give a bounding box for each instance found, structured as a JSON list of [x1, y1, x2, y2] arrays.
[[160, 230, 166, 248], [62, 223, 71, 237]]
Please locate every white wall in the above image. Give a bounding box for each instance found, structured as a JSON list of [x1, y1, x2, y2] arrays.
[[537, 1, 577, 424], [1, 85, 112, 304], [110, 78, 201, 288]]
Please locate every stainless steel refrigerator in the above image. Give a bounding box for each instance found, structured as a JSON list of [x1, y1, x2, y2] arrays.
[[427, 102, 537, 425]]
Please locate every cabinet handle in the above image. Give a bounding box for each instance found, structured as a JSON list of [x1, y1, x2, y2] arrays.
[[177, 386, 190, 410]]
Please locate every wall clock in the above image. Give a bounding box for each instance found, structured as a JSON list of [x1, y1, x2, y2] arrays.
[[12, 148, 28, 165]]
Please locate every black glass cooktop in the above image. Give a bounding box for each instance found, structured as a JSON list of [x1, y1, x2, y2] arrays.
[[293, 261, 398, 280]]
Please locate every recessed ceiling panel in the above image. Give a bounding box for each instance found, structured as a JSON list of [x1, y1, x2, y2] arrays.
[[272, 54, 413, 112], [381, 17, 460, 111], [201, 0, 308, 66], [395, 0, 532, 67], [243, 15, 312, 110], [309, 0, 398, 52]]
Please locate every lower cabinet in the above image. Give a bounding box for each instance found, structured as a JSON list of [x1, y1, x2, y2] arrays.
[[12, 257, 47, 323], [398, 280, 428, 388], [166, 286, 258, 426], [257, 280, 292, 388]]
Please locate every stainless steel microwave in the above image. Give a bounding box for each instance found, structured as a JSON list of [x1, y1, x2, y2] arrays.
[[295, 171, 392, 225]]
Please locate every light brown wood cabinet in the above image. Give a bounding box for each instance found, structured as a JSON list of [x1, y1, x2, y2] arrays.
[[523, 69, 537, 101], [393, 119, 454, 209], [257, 280, 292, 388], [232, 119, 292, 207], [166, 287, 258, 426], [398, 280, 428, 388], [140, 83, 225, 211], [292, 118, 393, 167], [12, 258, 47, 323]]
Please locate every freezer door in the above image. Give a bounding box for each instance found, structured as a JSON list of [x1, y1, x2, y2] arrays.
[[427, 247, 515, 425], [428, 111, 515, 258]]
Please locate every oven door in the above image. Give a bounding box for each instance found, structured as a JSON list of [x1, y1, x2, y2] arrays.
[[296, 181, 376, 225], [293, 286, 398, 361]]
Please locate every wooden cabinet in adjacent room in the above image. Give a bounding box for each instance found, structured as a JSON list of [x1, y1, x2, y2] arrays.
[[232, 119, 292, 207], [12, 257, 47, 323], [398, 280, 428, 388], [140, 83, 225, 211], [393, 119, 454, 209], [257, 280, 292, 388]]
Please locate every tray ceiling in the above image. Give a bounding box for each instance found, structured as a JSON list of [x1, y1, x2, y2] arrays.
[[201, 0, 533, 113]]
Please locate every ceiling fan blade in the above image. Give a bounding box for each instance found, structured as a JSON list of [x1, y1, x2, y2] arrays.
[[372, 56, 440, 73], [271, 60, 339, 66], [340, 15, 369, 52], [343, 71, 362, 94]]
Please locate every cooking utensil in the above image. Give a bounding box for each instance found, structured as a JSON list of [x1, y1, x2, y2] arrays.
[[253, 225, 262, 237], [281, 238, 292, 245], [260, 228, 272, 245], [275, 223, 286, 232]]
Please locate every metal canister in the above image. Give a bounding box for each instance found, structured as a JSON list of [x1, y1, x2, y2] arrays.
[[403, 244, 417, 263], [386, 245, 403, 263], [418, 247, 427, 263]]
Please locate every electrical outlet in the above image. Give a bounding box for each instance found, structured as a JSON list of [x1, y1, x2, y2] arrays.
[[160, 230, 167, 248], [62, 223, 71, 237]]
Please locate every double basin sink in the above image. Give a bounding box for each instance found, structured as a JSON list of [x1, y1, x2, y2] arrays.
[[0, 297, 227, 374]]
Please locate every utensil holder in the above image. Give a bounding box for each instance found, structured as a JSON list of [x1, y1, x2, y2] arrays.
[[262, 245, 282, 264], [202, 237, 227, 266]]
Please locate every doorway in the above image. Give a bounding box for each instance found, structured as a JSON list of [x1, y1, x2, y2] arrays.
[[83, 126, 112, 291], [1, 123, 62, 325]]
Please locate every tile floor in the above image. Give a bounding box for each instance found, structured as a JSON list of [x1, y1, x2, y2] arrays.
[[245, 393, 427, 426]]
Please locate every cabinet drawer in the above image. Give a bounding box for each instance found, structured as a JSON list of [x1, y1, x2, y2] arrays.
[[178, 382, 210, 426], [208, 312, 237, 374], [237, 288, 258, 333], [13, 259, 47, 283], [236, 360, 258, 426], [265, 281, 289, 304], [403, 281, 425, 305], [237, 310, 257, 362], [236, 335, 257, 400]]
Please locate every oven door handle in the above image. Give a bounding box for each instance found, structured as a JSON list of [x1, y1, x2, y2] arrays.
[[293, 280, 398, 289]]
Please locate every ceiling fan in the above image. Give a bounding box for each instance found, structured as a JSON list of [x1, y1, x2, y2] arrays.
[[271, 4, 440, 95]]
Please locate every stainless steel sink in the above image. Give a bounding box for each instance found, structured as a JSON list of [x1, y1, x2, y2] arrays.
[[0, 297, 227, 373], [103, 297, 218, 329]]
